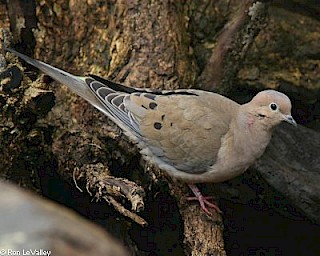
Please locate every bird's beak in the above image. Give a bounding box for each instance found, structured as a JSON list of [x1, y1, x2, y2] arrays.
[[283, 114, 297, 127]]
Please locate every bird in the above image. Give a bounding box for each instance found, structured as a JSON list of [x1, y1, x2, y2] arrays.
[[5, 48, 297, 215]]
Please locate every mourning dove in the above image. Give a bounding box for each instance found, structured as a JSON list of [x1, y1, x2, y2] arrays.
[[6, 48, 297, 214]]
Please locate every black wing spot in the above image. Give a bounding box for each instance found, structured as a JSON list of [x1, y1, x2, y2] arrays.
[[154, 122, 162, 130], [141, 105, 148, 110], [161, 114, 165, 121], [149, 102, 157, 109]]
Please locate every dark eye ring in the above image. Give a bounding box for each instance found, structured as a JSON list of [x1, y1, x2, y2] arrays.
[[269, 103, 278, 111]]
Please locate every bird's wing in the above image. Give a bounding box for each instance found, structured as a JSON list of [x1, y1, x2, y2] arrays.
[[86, 76, 239, 173]]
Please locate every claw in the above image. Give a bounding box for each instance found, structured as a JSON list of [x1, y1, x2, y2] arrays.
[[187, 184, 222, 214]]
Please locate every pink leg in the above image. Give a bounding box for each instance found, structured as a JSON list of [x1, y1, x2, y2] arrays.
[[187, 184, 222, 215]]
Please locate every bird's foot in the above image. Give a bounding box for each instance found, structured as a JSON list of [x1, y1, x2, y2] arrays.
[[187, 184, 222, 215]]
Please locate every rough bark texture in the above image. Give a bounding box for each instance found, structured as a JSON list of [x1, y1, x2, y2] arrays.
[[1, 0, 319, 255], [197, 0, 268, 92]]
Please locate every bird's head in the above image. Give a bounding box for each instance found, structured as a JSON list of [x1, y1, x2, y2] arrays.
[[247, 90, 297, 130]]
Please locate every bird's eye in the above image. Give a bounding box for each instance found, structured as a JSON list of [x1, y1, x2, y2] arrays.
[[269, 103, 278, 111]]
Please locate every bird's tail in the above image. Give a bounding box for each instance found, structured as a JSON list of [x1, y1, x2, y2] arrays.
[[5, 48, 107, 114]]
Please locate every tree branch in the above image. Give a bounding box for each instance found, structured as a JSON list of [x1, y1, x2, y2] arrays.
[[198, 0, 269, 92]]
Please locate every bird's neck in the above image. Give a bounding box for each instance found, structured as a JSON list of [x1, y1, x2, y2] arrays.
[[233, 108, 272, 159]]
